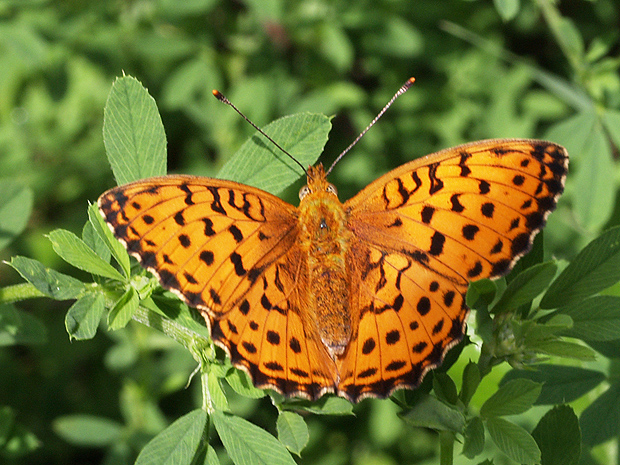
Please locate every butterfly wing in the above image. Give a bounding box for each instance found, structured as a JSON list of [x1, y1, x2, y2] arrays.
[[339, 139, 568, 401], [99, 175, 337, 399]]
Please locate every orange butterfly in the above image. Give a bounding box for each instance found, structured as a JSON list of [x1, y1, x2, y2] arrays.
[[98, 85, 568, 402]]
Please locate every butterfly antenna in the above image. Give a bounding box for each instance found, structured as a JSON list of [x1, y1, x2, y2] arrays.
[[325, 77, 416, 176], [212, 90, 307, 175]]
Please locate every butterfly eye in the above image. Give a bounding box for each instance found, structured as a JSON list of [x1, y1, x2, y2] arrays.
[[299, 185, 311, 200], [326, 184, 337, 196]]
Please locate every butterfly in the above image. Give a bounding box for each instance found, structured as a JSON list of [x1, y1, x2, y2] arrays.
[[98, 132, 567, 402]]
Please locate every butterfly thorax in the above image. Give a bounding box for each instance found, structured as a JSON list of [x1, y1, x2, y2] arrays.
[[298, 165, 353, 360]]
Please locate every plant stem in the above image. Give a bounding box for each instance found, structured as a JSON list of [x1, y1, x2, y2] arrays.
[[439, 431, 454, 465], [0, 283, 46, 304]]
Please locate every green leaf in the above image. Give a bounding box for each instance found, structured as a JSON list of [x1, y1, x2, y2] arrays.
[[532, 405, 580, 465], [82, 220, 111, 265], [53, 415, 122, 447], [602, 109, 620, 151], [0, 303, 47, 346], [529, 339, 596, 361], [399, 394, 466, 433], [553, 295, 620, 341], [462, 416, 485, 459], [586, 339, 620, 359], [276, 411, 309, 456], [501, 365, 605, 405], [480, 379, 541, 418], [48, 229, 125, 281], [460, 362, 481, 407], [493, 0, 520, 21], [572, 122, 615, 231], [207, 372, 230, 413], [8, 256, 85, 300], [88, 203, 131, 279], [318, 23, 354, 72], [556, 17, 585, 65], [280, 396, 354, 416], [467, 279, 497, 309], [205, 444, 220, 465], [541, 225, 620, 308], [485, 416, 541, 465], [65, 292, 106, 341], [135, 409, 208, 465], [0, 421, 40, 459], [103, 75, 167, 185], [217, 113, 330, 194], [108, 287, 138, 330], [0, 180, 33, 251], [212, 410, 297, 465], [433, 373, 458, 405], [492, 262, 557, 313], [225, 368, 266, 399], [580, 381, 620, 446], [0, 406, 15, 448]]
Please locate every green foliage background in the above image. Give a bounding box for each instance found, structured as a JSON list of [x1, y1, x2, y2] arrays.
[[1, 0, 620, 464]]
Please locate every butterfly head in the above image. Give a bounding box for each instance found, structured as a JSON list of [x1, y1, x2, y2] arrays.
[[299, 164, 338, 201]]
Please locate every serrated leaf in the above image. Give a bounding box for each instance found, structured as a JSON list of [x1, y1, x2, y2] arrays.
[[0, 180, 33, 251], [485, 417, 541, 464], [8, 256, 85, 300], [103, 75, 167, 185], [541, 225, 620, 308], [462, 416, 485, 459], [580, 382, 620, 446], [492, 262, 557, 313], [53, 415, 123, 447], [532, 405, 580, 465], [553, 295, 620, 341], [276, 411, 309, 456], [0, 303, 47, 346], [65, 292, 106, 341], [212, 410, 297, 465], [89, 203, 131, 279], [399, 394, 466, 433], [501, 365, 605, 405], [82, 220, 111, 264], [480, 379, 541, 418], [217, 113, 330, 194], [108, 287, 138, 330], [48, 229, 125, 281], [135, 409, 208, 465]]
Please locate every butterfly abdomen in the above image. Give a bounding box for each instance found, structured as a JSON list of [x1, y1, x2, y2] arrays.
[[298, 175, 354, 360]]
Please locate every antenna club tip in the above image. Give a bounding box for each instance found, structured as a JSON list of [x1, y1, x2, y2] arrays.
[[408, 77, 416, 84], [212, 89, 224, 100]]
